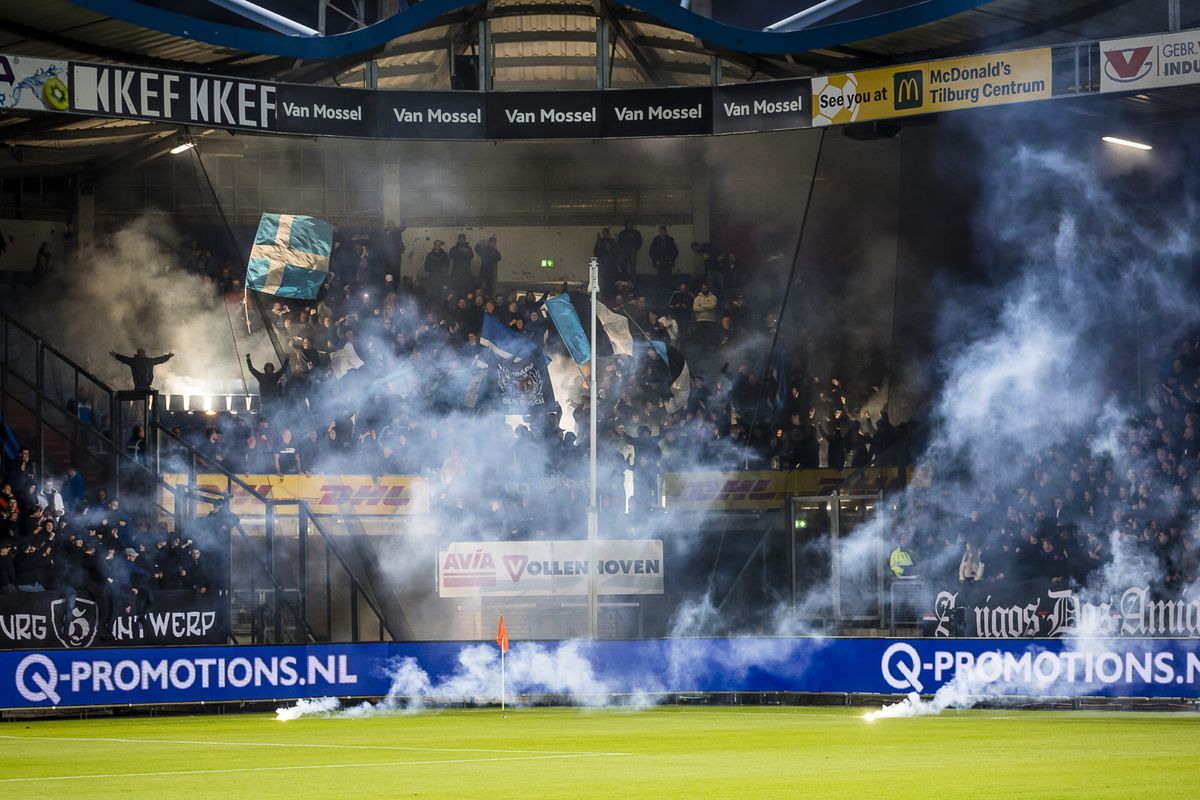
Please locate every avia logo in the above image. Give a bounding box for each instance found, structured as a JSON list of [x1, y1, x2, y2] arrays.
[[502, 554, 529, 581], [1104, 46, 1154, 83], [441, 548, 496, 588]]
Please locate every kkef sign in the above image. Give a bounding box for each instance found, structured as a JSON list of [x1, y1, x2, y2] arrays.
[[71, 63, 276, 128], [438, 539, 664, 597]]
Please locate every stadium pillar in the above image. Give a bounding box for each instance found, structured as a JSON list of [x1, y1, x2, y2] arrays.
[[587, 257, 599, 639]]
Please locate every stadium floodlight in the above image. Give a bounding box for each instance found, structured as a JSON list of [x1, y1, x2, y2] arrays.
[[169, 142, 196, 155], [1102, 136, 1152, 151]]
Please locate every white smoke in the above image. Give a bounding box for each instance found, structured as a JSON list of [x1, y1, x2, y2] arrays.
[[275, 695, 341, 721]]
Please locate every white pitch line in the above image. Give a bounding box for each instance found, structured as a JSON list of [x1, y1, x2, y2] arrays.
[[0, 752, 629, 784], [0, 734, 627, 757]]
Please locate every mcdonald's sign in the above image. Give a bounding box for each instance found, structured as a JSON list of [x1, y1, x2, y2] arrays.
[[893, 70, 923, 110], [812, 48, 1051, 127]]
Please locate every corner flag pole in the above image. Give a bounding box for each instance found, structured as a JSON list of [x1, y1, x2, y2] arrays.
[[587, 258, 599, 640], [497, 615, 509, 711]]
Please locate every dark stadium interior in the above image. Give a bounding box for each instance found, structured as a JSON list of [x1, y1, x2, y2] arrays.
[[0, 0, 1198, 741]]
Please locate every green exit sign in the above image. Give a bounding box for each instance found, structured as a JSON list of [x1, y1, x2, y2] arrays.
[[540, 258, 556, 268]]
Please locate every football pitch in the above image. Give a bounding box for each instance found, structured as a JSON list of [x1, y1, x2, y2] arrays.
[[1, 706, 1197, 799]]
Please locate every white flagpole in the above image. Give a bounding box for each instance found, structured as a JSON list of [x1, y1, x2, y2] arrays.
[[500, 648, 506, 711], [587, 258, 599, 640]]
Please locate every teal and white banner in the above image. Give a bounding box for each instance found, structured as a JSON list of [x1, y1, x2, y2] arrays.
[[245, 213, 334, 299]]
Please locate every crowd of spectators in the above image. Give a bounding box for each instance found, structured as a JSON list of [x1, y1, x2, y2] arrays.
[[890, 337, 1200, 600], [167, 222, 912, 525], [0, 444, 223, 638]]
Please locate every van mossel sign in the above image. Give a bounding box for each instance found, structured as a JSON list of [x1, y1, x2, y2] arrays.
[[11, 29, 1191, 140]]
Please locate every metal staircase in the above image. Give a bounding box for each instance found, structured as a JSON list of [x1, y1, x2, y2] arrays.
[[0, 307, 400, 645]]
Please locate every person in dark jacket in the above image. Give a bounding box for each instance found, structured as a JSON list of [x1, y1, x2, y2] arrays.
[[0, 541, 16, 593], [616, 220, 643, 278], [246, 354, 288, 417], [448, 234, 474, 294], [423, 240, 451, 292], [109, 348, 173, 391], [649, 226, 679, 288], [594, 229, 619, 295], [475, 236, 502, 296]]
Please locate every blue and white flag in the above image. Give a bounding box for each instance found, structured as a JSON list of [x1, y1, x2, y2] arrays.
[[480, 313, 540, 364], [246, 213, 334, 299], [596, 301, 634, 357], [651, 341, 691, 415], [543, 293, 591, 364]]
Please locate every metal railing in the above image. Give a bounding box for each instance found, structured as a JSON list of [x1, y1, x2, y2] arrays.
[[1, 308, 397, 645], [159, 424, 398, 644]]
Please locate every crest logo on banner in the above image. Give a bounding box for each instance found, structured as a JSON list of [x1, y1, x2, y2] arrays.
[[50, 598, 98, 648], [496, 361, 547, 406]]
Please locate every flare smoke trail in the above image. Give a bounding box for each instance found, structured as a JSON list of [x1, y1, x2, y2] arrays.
[[856, 109, 1200, 717]]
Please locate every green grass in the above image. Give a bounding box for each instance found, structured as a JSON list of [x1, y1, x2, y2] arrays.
[[0, 706, 1197, 799]]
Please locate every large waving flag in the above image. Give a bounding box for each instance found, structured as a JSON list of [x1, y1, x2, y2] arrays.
[[595, 302, 634, 357], [542, 292, 636, 363], [543, 294, 591, 364], [651, 341, 692, 415], [480, 314, 554, 410], [246, 213, 334, 299], [480, 313, 540, 363]]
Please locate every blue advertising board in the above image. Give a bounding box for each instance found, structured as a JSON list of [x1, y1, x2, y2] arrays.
[[3, 637, 1199, 710]]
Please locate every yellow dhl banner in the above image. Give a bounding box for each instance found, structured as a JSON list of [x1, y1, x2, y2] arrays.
[[162, 474, 430, 516], [662, 468, 909, 510], [812, 48, 1051, 127]]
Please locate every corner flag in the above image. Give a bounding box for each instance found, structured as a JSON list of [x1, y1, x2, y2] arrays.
[[497, 615, 509, 654]]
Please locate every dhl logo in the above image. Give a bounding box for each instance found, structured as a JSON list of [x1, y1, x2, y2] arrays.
[[678, 479, 790, 504], [317, 484, 411, 507], [665, 469, 911, 508], [161, 474, 427, 516]]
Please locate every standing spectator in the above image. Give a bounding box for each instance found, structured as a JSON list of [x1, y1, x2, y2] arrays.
[[693, 284, 718, 345], [61, 465, 85, 513], [616, 220, 643, 278], [275, 428, 302, 475], [36, 478, 64, 517], [594, 229, 619, 294], [669, 283, 694, 342], [4, 445, 37, 497], [423, 240, 450, 293], [649, 225, 679, 288], [475, 236, 502, 296], [109, 348, 174, 391], [246, 354, 288, 418], [382, 219, 406, 271], [32, 242, 53, 286], [691, 242, 722, 296], [125, 425, 147, 465], [198, 427, 224, 468], [448, 234, 474, 294]]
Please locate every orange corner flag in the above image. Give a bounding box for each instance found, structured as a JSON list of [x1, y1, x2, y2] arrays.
[[497, 615, 509, 654]]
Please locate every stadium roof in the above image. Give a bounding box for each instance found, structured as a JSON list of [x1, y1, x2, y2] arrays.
[[0, 0, 1194, 173]]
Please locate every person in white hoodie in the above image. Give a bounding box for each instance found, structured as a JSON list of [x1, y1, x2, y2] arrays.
[[692, 284, 718, 346]]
